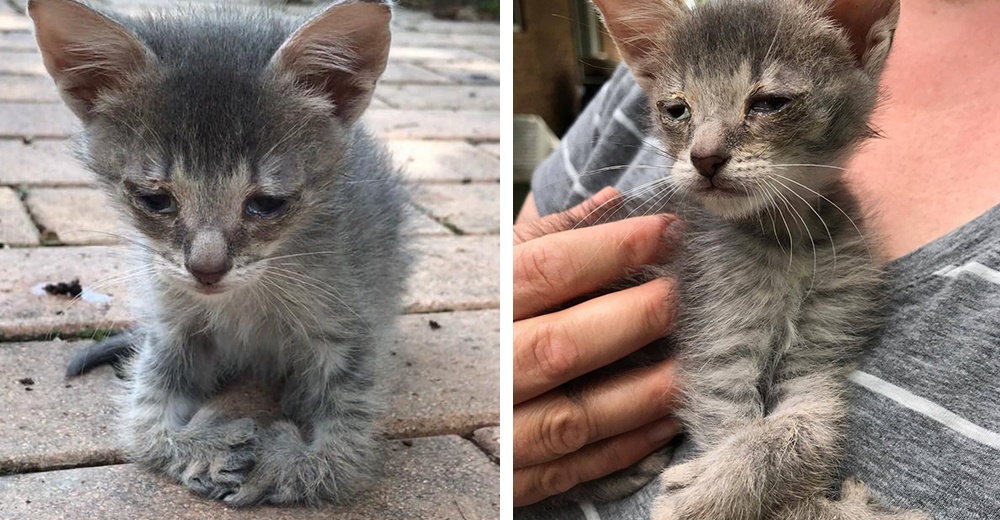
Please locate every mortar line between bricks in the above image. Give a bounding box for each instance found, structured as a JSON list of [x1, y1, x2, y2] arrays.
[[13, 186, 54, 245], [464, 432, 501, 466], [0, 304, 499, 342], [0, 456, 127, 478], [1, 427, 500, 477]]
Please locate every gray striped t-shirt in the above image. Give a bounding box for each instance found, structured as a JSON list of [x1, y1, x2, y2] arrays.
[[519, 66, 1000, 520]]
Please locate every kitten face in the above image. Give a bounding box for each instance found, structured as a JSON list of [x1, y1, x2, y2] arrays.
[[30, 0, 392, 296], [594, 0, 899, 220], [85, 77, 337, 297]]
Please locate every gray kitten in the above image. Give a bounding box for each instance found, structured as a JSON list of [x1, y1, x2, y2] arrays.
[[29, 0, 409, 507], [578, 0, 929, 518]]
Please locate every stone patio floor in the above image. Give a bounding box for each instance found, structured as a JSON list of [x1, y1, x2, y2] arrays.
[[0, 1, 500, 518]]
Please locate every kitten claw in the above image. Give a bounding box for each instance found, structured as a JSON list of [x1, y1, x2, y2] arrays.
[[178, 418, 260, 500]]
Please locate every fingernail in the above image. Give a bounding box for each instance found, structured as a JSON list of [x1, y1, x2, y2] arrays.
[[648, 418, 679, 444]]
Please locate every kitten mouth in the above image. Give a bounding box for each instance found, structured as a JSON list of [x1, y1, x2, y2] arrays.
[[695, 180, 744, 197], [192, 283, 228, 295]]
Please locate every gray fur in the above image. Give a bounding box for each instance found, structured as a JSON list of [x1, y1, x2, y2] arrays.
[[582, 0, 930, 518], [30, 0, 409, 507]]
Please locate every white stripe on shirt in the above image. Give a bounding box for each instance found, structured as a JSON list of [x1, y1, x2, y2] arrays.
[[850, 370, 1000, 451], [933, 261, 1000, 286], [561, 142, 591, 198], [612, 108, 661, 151], [578, 501, 603, 520]]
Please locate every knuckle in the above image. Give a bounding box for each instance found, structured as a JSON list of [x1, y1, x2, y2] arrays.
[[531, 321, 580, 381], [619, 217, 670, 265], [540, 402, 591, 457], [538, 464, 580, 498], [516, 244, 574, 297], [639, 279, 677, 334], [597, 439, 637, 473], [645, 363, 679, 411]]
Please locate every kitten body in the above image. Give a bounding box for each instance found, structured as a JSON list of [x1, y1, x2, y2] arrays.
[[582, 0, 929, 518], [30, 0, 409, 506]]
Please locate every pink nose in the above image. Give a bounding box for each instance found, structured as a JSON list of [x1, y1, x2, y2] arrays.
[[691, 154, 729, 179], [187, 264, 229, 285]]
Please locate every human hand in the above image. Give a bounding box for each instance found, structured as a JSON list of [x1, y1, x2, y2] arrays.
[[513, 188, 682, 507]]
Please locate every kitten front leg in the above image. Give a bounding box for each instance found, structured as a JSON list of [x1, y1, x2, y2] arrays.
[[782, 478, 931, 520], [224, 342, 381, 507], [122, 332, 259, 500], [652, 373, 847, 520]]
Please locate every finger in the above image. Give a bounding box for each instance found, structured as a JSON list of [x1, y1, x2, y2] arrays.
[[513, 417, 679, 507], [513, 360, 678, 468], [514, 278, 676, 403], [513, 187, 620, 246], [513, 214, 678, 321]]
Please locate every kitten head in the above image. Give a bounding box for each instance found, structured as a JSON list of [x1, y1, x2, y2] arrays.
[[593, 0, 899, 220], [29, 0, 391, 296]]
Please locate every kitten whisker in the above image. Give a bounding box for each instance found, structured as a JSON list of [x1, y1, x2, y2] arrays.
[[768, 172, 874, 261], [769, 180, 819, 292], [262, 267, 371, 333], [768, 176, 838, 273]]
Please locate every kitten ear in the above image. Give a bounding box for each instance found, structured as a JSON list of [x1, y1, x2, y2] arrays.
[[28, 0, 153, 120], [270, 0, 391, 125], [591, 0, 685, 89], [821, 0, 900, 78]]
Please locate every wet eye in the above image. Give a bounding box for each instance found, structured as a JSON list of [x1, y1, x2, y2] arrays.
[[748, 96, 792, 115], [138, 193, 177, 214], [245, 196, 287, 218], [658, 100, 691, 122]]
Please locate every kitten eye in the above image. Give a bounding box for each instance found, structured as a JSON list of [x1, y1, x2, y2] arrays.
[[138, 192, 177, 214], [658, 100, 691, 122], [245, 195, 288, 218], [748, 96, 792, 115]]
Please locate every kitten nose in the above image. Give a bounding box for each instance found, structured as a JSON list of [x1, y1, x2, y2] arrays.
[[185, 231, 231, 285], [691, 154, 730, 179], [187, 263, 230, 285]]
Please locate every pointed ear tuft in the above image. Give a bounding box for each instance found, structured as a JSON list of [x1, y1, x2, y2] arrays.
[[592, 0, 685, 90], [28, 0, 152, 120], [270, 0, 392, 125], [823, 0, 900, 78]]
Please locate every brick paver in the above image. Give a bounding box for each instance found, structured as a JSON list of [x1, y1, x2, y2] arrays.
[[414, 183, 502, 235], [0, 3, 499, 516], [0, 12, 31, 31], [390, 139, 500, 183], [0, 50, 45, 76], [0, 140, 92, 186], [377, 84, 501, 110], [366, 108, 500, 140], [0, 235, 498, 339], [420, 59, 502, 85], [0, 309, 497, 473], [473, 427, 501, 463], [0, 74, 61, 102], [381, 61, 451, 84], [0, 187, 39, 246], [24, 188, 123, 245], [0, 31, 38, 52]]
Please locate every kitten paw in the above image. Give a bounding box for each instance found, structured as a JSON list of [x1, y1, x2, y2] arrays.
[[221, 421, 302, 507], [659, 460, 702, 493], [178, 417, 259, 501], [836, 477, 932, 520]]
